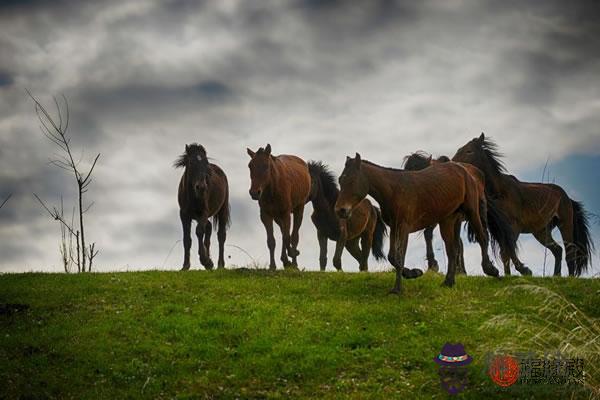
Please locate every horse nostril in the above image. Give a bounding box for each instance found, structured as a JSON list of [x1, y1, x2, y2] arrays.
[[337, 207, 349, 218]]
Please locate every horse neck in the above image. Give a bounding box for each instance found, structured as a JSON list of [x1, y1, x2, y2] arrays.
[[361, 161, 402, 207], [478, 159, 504, 195], [311, 179, 337, 216], [263, 158, 282, 198]]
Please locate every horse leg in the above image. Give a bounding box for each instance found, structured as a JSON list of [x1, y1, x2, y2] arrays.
[[277, 214, 293, 268], [424, 225, 439, 272], [439, 217, 459, 287], [180, 210, 192, 270], [500, 248, 512, 276], [533, 228, 562, 277], [332, 219, 348, 271], [203, 220, 212, 263], [196, 219, 213, 270], [317, 230, 328, 271], [359, 228, 372, 272], [344, 238, 362, 271], [558, 222, 576, 277], [464, 200, 500, 278], [455, 234, 467, 275], [289, 205, 304, 266], [216, 215, 227, 269], [260, 211, 277, 270], [388, 225, 409, 294], [508, 233, 531, 276]]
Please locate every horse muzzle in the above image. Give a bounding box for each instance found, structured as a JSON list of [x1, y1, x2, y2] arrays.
[[249, 189, 262, 201], [336, 206, 351, 219]]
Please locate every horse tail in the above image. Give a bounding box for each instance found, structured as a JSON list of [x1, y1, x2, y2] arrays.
[[371, 207, 388, 260], [570, 200, 594, 276], [466, 196, 518, 259], [213, 183, 231, 231]]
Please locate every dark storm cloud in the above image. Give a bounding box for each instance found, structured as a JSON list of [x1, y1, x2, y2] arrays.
[[1, 0, 599, 272]]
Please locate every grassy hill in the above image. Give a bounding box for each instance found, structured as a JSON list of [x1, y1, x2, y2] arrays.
[[1, 270, 598, 399]]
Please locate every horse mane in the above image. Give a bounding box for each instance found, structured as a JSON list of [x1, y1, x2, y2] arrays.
[[361, 159, 404, 172], [308, 161, 339, 205], [403, 151, 431, 171], [173, 143, 207, 169], [479, 137, 507, 174]]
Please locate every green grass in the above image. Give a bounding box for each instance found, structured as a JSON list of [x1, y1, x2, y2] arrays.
[[0, 270, 598, 399]]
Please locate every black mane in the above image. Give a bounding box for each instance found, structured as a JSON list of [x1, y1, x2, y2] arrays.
[[479, 137, 507, 174], [173, 143, 207, 169], [403, 151, 431, 171], [308, 161, 339, 205]]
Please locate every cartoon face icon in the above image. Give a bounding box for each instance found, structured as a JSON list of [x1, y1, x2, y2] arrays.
[[434, 343, 473, 395]]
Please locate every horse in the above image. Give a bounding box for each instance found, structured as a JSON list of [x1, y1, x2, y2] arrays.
[[308, 161, 387, 271], [247, 144, 311, 269], [403, 152, 467, 274], [453, 133, 594, 277], [174, 144, 230, 270], [334, 153, 515, 294]]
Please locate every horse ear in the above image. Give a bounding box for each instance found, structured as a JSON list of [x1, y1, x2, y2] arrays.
[[355, 152, 361, 162], [265, 144, 271, 155], [247, 148, 255, 158], [185, 144, 189, 152], [478, 132, 485, 142]]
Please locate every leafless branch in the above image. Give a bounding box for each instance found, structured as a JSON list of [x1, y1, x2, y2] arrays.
[[0, 194, 11, 210]]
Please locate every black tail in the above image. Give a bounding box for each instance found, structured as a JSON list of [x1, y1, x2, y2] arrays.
[[213, 188, 231, 231], [467, 196, 517, 258], [371, 207, 388, 260], [571, 200, 594, 276]]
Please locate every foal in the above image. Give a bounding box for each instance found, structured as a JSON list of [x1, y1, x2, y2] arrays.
[[175, 144, 230, 270], [247, 144, 311, 269], [308, 161, 387, 271]]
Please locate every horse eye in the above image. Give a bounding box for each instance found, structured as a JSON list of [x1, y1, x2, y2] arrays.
[[197, 156, 203, 161]]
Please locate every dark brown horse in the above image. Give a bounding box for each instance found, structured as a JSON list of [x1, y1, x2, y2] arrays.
[[453, 133, 594, 276], [174, 144, 230, 270], [403, 152, 467, 274], [308, 161, 387, 271], [335, 154, 512, 293], [247, 144, 311, 269]]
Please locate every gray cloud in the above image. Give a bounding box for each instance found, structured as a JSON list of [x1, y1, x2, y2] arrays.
[[0, 0, 599, 273]]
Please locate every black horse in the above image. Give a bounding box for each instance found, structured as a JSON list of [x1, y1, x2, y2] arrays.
[[174, 144, 230, 270]]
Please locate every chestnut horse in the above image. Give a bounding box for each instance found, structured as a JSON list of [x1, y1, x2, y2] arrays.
[[174, 144, 230, 270], [403, 152, 467, 274], [308, 161, 387, 271], [247, 144, 311, 269], [453, 133, 594, 276], [335, 154, 510, 294]]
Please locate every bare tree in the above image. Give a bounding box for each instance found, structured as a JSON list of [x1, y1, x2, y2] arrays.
[[28, 90, 100, 272], [0, 194, 11, 211]]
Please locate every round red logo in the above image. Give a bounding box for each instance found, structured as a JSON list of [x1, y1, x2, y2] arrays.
[[488, 355, 520, 387]]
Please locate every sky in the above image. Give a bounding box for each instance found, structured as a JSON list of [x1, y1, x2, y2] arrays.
[[0, 0, 599, 275]]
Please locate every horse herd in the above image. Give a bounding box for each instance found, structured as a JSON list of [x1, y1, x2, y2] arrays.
[[174, 133, 594, 294]]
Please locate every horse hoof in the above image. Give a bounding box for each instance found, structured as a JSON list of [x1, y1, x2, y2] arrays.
[[181, 265, 190, 271], [403, 268, 423, 279], [388, 288, 402, 295], [484, 265, 500, 278], [519, 267, 532, 276], [269, 265, 277, 271], [428, 261, 439, 272], [441, 280, 454, 288]]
